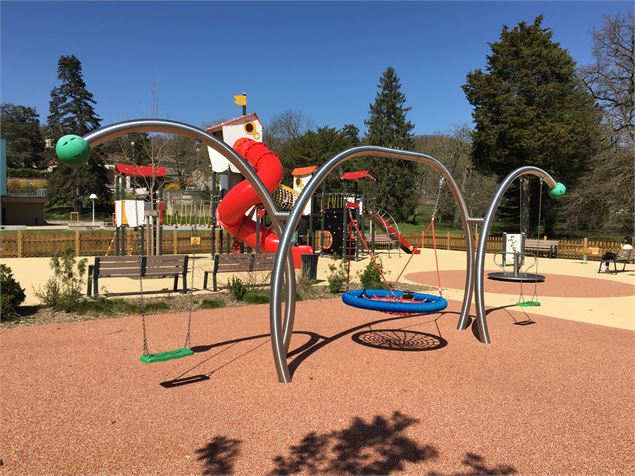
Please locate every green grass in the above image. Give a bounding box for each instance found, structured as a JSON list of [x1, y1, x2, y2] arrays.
[[244, 291, 270, 304], [74, 298, 169, 315]]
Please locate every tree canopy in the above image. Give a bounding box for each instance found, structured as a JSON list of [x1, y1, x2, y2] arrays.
[[46, 55, 109, 212], [0, 103, 45, 169], [463, 16, 603, 234], [365, 67, 418, 222]]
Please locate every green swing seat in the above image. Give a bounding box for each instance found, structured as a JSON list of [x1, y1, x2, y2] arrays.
[[140, 348, 194, 364]]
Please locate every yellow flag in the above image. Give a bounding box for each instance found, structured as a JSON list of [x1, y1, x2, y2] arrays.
[[233, 94, 247, 106]]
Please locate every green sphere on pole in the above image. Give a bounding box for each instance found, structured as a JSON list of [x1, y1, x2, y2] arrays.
[[55, 134, 91, 166], [549, 182, 566, 198]]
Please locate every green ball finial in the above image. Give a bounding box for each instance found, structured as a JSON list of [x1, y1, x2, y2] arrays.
[[549, 182, 566, 198], [56, 135, 90, 166]]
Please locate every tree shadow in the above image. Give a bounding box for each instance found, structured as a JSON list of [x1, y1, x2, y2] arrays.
[[268, 411, 438, 475], [195, 435, 242, 476], [428, 452, 516, 475]]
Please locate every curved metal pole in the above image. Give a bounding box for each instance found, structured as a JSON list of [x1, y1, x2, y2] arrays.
[[83, 119, 297, 344], [271, 146, 474, 383], [474, 166, 560, 344]]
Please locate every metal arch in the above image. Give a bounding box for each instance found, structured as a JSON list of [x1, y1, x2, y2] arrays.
[[82, 118, 298, 338], [271, 145, 475, 383], [474, 166, 559, 344]]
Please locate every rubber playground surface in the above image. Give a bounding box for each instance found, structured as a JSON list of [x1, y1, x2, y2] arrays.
[[1, 250, 634, 475]]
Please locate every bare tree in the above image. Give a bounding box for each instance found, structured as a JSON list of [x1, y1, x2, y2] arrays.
[[579, 12, 634, 146], [266, 110, 314, 143]]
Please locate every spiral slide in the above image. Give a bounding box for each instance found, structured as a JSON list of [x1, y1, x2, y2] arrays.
[[215, 138, 313, 268]]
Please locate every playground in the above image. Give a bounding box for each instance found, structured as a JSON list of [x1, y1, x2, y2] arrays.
[[1, 247, 634, 475]]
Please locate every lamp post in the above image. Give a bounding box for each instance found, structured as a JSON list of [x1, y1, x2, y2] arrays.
[[89, 193, 98, 226]]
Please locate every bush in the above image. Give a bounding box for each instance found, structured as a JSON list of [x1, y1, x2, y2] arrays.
[[244, 291, 270, 304], [199, 299, 226, 309], [0, 264, 26, 318], [35, 250, 87, 312], [358, 259, 387, 290], [227, 276, 247, 301], [326, 260, 348, 294]]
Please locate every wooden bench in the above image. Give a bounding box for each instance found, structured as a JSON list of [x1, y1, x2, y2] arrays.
[[598, 248, 635, 274], [368, 234, 398, 253], [87, 255, 189, 296], [203, 253, 275, 292], [525, 239, 559, 258]]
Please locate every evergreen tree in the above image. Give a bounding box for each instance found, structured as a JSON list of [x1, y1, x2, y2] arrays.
[[0, 104, 45, 168], [462, 16, 603, 235], [364, 67, 418, 222], [46, 55, 109, 212]]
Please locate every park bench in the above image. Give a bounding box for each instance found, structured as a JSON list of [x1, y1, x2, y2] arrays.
[[368, 233, 398, 254], [525, 238, 559, 258], [597, 248, 635, 274], [203, 253, 275, 292], [87, 255, 189, 296]]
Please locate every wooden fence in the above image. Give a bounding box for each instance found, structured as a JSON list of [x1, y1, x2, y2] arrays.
[[0, 229, 622, 261]]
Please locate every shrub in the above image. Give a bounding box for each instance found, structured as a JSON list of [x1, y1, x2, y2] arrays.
[[35, 249, 87, 312], [358, 259, 387, 290], [326, 260, 348, 294], [200, 299, 226, 309], [244, 291, 270, 304], [227, 276, 247, 301], [0, 264, 26, 318]]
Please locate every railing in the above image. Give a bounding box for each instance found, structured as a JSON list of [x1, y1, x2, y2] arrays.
[[5, 188, 47, 198], [0, 228, 622, 260]]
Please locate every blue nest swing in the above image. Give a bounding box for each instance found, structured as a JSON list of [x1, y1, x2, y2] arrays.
[[342, 289, 448, 314]]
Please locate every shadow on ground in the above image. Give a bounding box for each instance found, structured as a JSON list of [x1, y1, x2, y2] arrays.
[[196, 436, 242, 476]]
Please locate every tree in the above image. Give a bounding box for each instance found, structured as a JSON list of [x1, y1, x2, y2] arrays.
[[364, 67, 418, 222], [0, 104, 45, 168], [46, 55, 109, 212], [463, 16, 603, 235], [579, 11, 634, 147]]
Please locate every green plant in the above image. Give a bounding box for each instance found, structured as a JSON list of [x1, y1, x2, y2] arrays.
[[244, 291, 270, 304], [358, 258, 387, 290], [200, 299, 226, 309], [227, 276, 247, 301], [326, 259, 347, 294], [0, 264, 26, 319], [35, 249, 88, 312]]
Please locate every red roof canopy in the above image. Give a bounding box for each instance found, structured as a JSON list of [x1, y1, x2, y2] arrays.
[[291, 166, 317, 176], [342, 170, 376, 181], [114, 164, 167, 177]]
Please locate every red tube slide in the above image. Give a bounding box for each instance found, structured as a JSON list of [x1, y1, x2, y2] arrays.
[[215, 138, 313, 268]]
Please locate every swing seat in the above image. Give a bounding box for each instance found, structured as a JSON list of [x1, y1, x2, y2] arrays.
[[517, 300, 541, 307], [140, 348, 194, 364]]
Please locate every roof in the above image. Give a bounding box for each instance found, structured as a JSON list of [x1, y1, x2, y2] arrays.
[[291, 166, 317, 176], [114, 164, 167, 177], [205, 113, 262, 132], [342, 170, 376, 181]]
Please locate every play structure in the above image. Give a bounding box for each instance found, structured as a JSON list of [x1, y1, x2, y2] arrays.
[[55, 118, 565, 382]]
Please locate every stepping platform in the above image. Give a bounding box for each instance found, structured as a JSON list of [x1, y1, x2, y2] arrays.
[[139, 348, 193, 364]]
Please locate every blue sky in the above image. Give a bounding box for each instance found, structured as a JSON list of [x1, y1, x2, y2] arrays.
[[1, 1, 631, 136]]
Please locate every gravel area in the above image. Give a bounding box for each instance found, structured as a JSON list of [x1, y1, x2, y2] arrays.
[[1, 297, 633, 475]]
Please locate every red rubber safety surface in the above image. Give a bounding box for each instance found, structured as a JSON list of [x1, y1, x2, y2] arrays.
[[405, 270, 635, 297], [1, 299, 633, 475]]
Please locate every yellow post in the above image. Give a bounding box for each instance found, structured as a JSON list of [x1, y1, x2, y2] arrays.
[[173, 229, 178, 255], [447, 232, 451, 250], [17, 230, 23, 258], [75, 230, 80, 257]]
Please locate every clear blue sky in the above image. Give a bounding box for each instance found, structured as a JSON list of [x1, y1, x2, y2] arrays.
[[1, 1, 631, 136]]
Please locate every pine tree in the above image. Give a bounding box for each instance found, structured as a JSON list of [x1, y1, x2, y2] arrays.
[[462, 16, 603, 235], [46, 55, 109, 213], [364, 67, 418, 222], [0, 103, 45, 168]]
